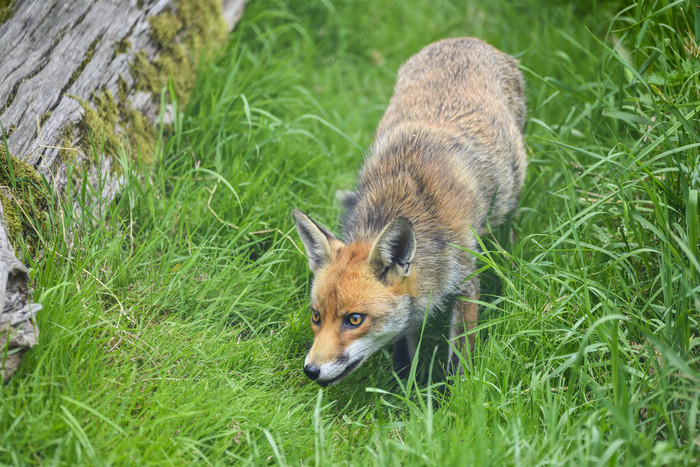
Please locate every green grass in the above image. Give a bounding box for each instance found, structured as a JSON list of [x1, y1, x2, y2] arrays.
[[2, 0, 699, 464]]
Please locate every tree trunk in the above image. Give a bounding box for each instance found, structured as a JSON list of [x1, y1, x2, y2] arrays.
[[0, 0, 245, 382]]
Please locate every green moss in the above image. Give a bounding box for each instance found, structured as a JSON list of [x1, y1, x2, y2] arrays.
[[122, 100, 156, 163], [113, 38, 132, 58], [57, 124, 78, 165], [149, 12, 182, 45], [0, 146, 49, 251], [67, 0, 228, 167], [177, 0, 228, 50], [81, 90, 119, 149], [71, 91, 120, 158], [130, 50, 163, 96], [40, 111, 51, 127], [133, 0, 228, 102], [2, 81, 19, 114], [68, 38, 101, 90], [117, 75, 129, 103], [0, 0, 15, 26], [71, 88, 156, 164], [0, 191, 22, 243]]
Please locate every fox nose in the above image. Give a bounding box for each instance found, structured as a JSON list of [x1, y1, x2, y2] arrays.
[[304, 364, 320, 380]]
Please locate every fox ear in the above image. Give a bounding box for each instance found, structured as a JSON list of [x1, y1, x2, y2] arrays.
[[292, 209, 338, 274], [368, 218, 416, 280]]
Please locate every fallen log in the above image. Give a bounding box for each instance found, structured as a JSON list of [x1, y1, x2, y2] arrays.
[[0, 200, 41, 383], [0, 0, 245, 382]]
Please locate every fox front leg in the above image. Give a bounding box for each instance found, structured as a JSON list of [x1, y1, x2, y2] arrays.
[[447, 277, 479, 376], [393, 330, 419, 379]]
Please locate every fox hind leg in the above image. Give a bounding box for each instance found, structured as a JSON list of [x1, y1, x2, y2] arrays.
[[447, 276, 479, 377]]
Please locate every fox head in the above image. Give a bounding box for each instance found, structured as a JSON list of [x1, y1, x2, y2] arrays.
[[292, 209, 417, 386]]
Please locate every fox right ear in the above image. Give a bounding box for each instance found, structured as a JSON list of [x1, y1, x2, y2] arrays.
[[292, 210, 338, 274], [368, 218, 416, 281]]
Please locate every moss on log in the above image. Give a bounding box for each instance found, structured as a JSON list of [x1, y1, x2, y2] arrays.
[[0, 0, 245, 382]]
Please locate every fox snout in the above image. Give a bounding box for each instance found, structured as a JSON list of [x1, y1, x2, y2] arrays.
[[303, 327, 372, 386], [302, 363, 320, 380], [303, 349, 365, 387]]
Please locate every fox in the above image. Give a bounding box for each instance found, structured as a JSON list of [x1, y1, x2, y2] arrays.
[[292, 37, 527, 387]]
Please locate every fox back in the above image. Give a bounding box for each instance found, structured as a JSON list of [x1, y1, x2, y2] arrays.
[[294, 38, 526, 386]]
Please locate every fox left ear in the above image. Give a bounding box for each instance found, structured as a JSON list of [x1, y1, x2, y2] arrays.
[[368, 218, 416, 281], [292, 209, 340, 274]]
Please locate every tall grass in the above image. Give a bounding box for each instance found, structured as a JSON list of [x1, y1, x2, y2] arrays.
[[1, 0, 698, 464]]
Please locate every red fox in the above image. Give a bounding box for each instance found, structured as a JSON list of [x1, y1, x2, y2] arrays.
[[293, 38, 526, 386]]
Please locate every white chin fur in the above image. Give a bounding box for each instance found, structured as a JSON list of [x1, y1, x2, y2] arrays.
[[326, 334, 396, 382]]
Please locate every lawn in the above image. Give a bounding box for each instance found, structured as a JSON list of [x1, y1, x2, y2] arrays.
[[1, 0, 698, 464]]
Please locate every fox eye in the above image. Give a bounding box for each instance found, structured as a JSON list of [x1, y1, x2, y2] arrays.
[[311, 310, 321, 325], [345, 313, 365, 328]]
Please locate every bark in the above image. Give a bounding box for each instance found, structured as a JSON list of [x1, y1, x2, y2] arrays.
[[0, 0, 245, 382], [0, 201, 41, 383]]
